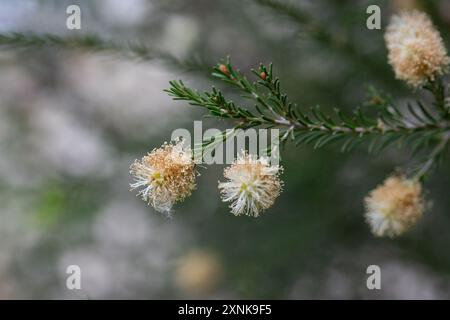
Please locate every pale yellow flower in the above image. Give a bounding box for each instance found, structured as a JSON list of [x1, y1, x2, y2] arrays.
[[130, 139, 196, 214], [385, 11, 450, 87], [364, 176, 425, 237], [218, 153, 283, 217]]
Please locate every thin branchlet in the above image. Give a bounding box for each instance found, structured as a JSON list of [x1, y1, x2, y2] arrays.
[[165, 54, 449, 228], [166, 58, 450, 159], [0, 32, 212, 72]]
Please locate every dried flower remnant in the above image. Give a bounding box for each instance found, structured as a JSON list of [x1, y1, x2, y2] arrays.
[[385, 11, 450, 87], [364, 176, 425, 237], [218, 153, 283, 217], [130, 139, 196, 214]]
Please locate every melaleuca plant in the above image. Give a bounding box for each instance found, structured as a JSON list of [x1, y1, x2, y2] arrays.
[[152, 11, 450, 237], [2, 7, 448, 237]]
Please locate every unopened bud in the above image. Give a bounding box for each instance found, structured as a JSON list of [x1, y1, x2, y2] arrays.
[[219, 64, 229, 75]]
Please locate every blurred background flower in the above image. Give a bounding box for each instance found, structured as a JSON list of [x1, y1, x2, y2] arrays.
[[174, 249, 223, 297]]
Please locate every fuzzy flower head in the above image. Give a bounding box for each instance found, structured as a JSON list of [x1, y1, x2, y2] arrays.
[[218, 153, 283, 217], [385, 11, 450, 87], [130, 139, 196, 214], [364, 176, 425, 237]]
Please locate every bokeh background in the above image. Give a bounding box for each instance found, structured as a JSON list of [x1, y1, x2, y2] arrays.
[[0, 0, 450, 299]]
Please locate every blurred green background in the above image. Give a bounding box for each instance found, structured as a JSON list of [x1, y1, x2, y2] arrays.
[[0, 0, 450, 299]]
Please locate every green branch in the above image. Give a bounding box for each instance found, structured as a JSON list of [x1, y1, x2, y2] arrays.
[[252, 0, 329, 41], [166, 58, 450, 156], [414, 132, 450, 181], [425, 78, 449, 120]]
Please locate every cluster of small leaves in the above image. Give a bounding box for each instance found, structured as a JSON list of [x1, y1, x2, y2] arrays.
[[166, 58, 449, 162], [166, 80, 269, 128]]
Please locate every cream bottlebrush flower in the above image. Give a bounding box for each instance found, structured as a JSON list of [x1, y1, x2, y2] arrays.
[[364, 176, 425, 237], [218, 153, 283, 217], [385, 11, 450, 87], [130, 139, 196, 214]]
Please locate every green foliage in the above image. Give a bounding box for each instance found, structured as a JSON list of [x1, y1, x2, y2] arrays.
[[166, 57, 450, 181], [0, 32, 211, 72], [35, 186, 67, 227]]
